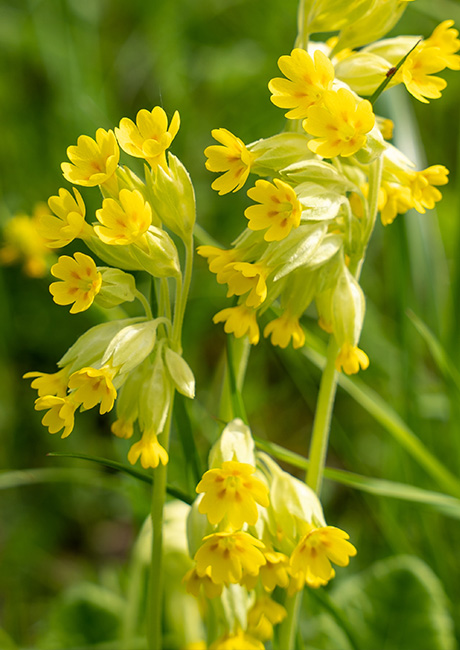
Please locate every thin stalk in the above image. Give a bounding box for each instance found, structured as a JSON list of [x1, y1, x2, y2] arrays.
[[294, 0, 309, 49], [278, 588, 303, 650], [134, 289, 153, 320], [172, 237, 194, 348]]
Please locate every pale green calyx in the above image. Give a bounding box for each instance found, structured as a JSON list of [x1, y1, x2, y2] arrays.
[[208, 418, 256, 468], [164, 347, 195, 399], [102, 320, 163, 375], [95, 267, 137, 309]]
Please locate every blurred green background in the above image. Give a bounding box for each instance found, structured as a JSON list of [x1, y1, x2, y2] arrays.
[[1, 0, 460, 648]]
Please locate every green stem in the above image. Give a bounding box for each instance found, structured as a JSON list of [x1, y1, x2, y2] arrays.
[[134, 289, 153, 320], [278, 588, 303, 650], [294, 0, 309, 49], [172, 237, 194, 348]]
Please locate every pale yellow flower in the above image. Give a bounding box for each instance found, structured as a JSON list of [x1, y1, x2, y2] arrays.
[[209, 629, 264, 650], [264, 313, 305, 349], [335, 342, 369, 374], [23, 368, 69, 398], [195, 531, 266, 585], [196, 245, 243, 284], [213, 305, 260, 344], [38, 188, 90, 248], [247, 596, 287, 641], [0, 206, 51, 278], [127, 430, 169, 469], [183, 566, 223, 599], [225, 262, 269, 308], [49, 252, 102, 313], [34, 394, 78, 438]]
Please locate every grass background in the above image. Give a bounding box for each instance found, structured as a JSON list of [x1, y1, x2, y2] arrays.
[[1, 0, 460, 648]]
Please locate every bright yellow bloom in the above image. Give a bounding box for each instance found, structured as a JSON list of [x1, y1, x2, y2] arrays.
[[111, 418, 134, 439], [377, 117, 394, 140], [94, 189, 152, 245], [194, 531, 266, 585], [247, 596, 287, 641], [379, 182, 413, 225], [128, 430, 169, 469], [23, 368, 69, 398], [264, 313, 305, 349], [268, 49, 335, 119], [213, 306, 260, 344], [0, 206, 51, 278], [304, 88, 375, 158], [196, 460, 269, 529], [245, 179, 302, 241], [183, 566, 223, 599], [115, 107, 180, 170], [61, 128, 119, 189], [425, 20, 460, 70], [68, 365, 117, 414], [209, 629, 264, 650], [204, 129, 256, 195], [243, 549, 290, 592], [397, 44, 448, 103], [38, 188, 89, 248], [406, 165, 449, 213], [34, 395, 78, 438], [290, 525, 357, 587], [335, 342, 369, 374], [49, 252, 102, 313], [225, 262, 269, 308], [196, 245, 242, 284]]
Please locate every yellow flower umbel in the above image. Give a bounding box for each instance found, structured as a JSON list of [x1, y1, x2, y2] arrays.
[[245, 179, 302, 241], [34, 395, 78, 438], [264, 312, 305, 349], [268, 49, 335, 119], [304, 88, 375, 158], [94, 189, 152, 246], [68, 365, 117, 414], [213, 305, 260, 344], [49, 252, 102, 313], [38, 188, 90, 248], [204, 129, 256, 195], [115, 106, 180, 170], [61, 128, 119, 193], [196, 460, 269, 529], [127, 430, 169, 469], [194, 531, 266, 585]]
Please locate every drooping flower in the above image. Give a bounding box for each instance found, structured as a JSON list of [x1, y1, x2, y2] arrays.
[[225, 262, 269, 308], [111, 417, 135, 439], [397, 44, 448, 103], [115, 107, 180, 170], [94, 189, 152, 245], [204, 129, 256, 195], [264, 312, 305, 349], [406, 165, 449, 213], [243, 548, 290, 592], [247, 596, 287, 641], [379, 182, 413, 225], [196, 245, 243, 284], [213, 306, 260, 344], [335, 342, 369, 374], [49, 252, 102, 313], [61, 128, 119, 190], [245, 178, 302, 241], [209, 629, 264, 650], [34, 395, 78, 438], [303, 87, 375, 158], [196, 460, 269, 529], [183, 566, 223, 599], [194, 531, 266, 585], [127, 430, 169, 469], [23, 368, 69, 398], [68, 365, 117, 414], [38, 188, 90, 248], [268, 49, 335, 119], [425, 20, 460, 70]]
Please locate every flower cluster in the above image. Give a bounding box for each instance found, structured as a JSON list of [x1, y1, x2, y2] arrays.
[[184, 420, 356, 646], [201, 14, 457, 374], [24, 107, 196, 468]]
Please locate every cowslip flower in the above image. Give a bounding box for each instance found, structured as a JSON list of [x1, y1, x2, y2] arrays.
[[115, 107, 180, 170], [213, 305, 260, 344], [264, 312, 305, 349], [243, 548, 290, 592], [94, 189, 152, 245], [204, 129, 256, 195], [183, 566, 223, 599], [245, 178, 302, 241], [209, 629, 264, 650], [0, 208, 51, 278], [379, 182, 413, 225], [111, 417, 135, 439], [197, 245, 243, 284], [49, 252, 102, 313], [194, 531, 266, 585], [61, 128, 119, 191], [290, 525, 357, 587], [38, 188, 90, 248], [196, 460, 269, 529], [406, 165, 449, 213], [225, 262, 269, 308], [335, 342, 369, 374], [23, 368, 69, 398], [425, 20, 460, 70], [68, 365, 117, 414], [268, 49, 335, 119], [303, 87, 375, 158], [247, 596, 287, 641], [127, 430, 169, 469], [34, 395, 78, 438]]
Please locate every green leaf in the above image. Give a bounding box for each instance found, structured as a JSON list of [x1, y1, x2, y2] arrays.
[[369, 39, 421, 105], [174, 393, 204, 487]]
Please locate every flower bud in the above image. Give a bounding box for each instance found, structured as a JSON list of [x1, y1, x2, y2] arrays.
[[164, 347, 195, 399], [208, 418, 256, 468], [331, 263, 366, 347], [102, 320, 162, 375], [249, 133, 313, 176], [131, 227, 180, 277], [94, 268, 137, 309], [138, 351, 172, 435]]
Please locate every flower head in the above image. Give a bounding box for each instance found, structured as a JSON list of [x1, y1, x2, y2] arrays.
[[61, 128, 119, 188], [49, 252, 102, 313], [111, 417, 134, 439], [213, 306, 260, 344], [38, 188, 89, 248], [197, 245, 243, 284], [24, 368, 69, 398], [264, 313, 305, 349], [127, 430, 169, 469], [204, 129, 256, 195], [34, 395, 77, 438], [68, 365, 117, 414], [397, 44, 448, 103], [94, 189, 152, 245], [245, 178, 302, 241], [115, 107, 180, 170], [406, 165, 449, 213], [196, 460, 269, 529], [269, 49, 335, 119], [194, 531, 266, 585], [379, 182, 413, 225], [335, 342, 369, 374], [304, 88, 375, 158], [243, 548, 290, 592]]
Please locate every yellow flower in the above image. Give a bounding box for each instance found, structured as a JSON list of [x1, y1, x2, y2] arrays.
[[424, 20, 460, 70], [194, 531, 266, 585], [397, 44, 448, 103], [196, 245, 243, 284], [213, 306, 260, 344], [290, 525, 357, 587], [245, 179, 302, 241], [196, 460, 269, 529], [225, 262, 269, 308], [406, 165, 449, 213], [68, 365, 117, 414], [268, 49, 335, 119], [34, 395, 78, 438], [38, 188, 90, 248], [115, 107, 180, 170], [204, 129, 256, 195], [49, 252, 102, 313], [127, 430, 169, 469], [94, 189, 152, 245], [264, 313, 305, 349], [61, 128, 119, 190], [111, 418, 134, 439], [379, 182, 413, 225], [303, 88, 375, 158], [243, 548, 290, 592], [23, 368, 69, 398], [183, 566, 223, 599], [335, 342, 369, 374], [0, 206, 51, 278], [209, 629, 264, 650], [247, 596, 287, 641]]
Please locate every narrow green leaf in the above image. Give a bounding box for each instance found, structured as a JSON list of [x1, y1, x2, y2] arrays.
[[0, 467, 121, 491], [369, 39, 421, 105], [174, 393, 204, 486], [226, 335, 248, 423]]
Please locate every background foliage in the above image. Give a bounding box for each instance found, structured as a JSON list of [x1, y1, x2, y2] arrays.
[[1, 0, 460, 648]]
